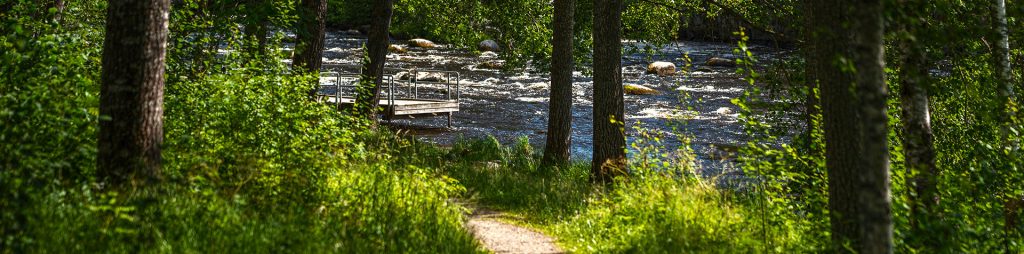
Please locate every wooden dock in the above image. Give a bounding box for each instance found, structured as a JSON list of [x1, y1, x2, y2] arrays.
[[318, 68, 461, 128], [326, 97, 459, 127]]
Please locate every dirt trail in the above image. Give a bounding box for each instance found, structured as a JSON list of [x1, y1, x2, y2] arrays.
[[467, 210, 563, 254]]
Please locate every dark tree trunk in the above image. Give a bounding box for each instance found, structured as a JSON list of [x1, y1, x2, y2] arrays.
[[591, 0, 626, 183], [808, 1, 861, 251], [293, 0, 326, 97], [355, 0, 395, 126], [243, 0, 269, 56], [800, 0, 820, 153], [98, 0, 172, 187], [851, 0, 893, 252], [897, 1, 939, 247], [542, 0, 576, 166]]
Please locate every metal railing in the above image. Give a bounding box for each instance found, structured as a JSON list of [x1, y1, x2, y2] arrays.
[[389, 69, 460, 102], [318, 72, 396, 111], [318, 69, 460, 102]]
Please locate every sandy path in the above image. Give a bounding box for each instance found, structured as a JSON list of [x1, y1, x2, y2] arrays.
[[467, 210, 563, 254]]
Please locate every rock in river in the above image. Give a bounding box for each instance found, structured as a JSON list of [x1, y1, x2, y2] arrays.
[[646, 61, 677, 76], [624, 84, 661, 95], [393, 71, 446, 82], [714, 107, 733, 115], [478, 39, 500, 52], [705, 57, 736, 67], [480, 51, 499, 58], [408, 38, 436, 48], [388, 44, 407, 54], [477, 61, 504, 70]]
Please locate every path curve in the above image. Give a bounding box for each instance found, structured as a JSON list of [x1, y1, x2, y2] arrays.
[[467, 210, 563, 254]]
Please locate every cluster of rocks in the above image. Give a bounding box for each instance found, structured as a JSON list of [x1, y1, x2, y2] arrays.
[[632, 56, 736, 96]]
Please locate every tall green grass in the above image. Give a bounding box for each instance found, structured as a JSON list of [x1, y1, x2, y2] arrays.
[[1, 4, 484, 251]]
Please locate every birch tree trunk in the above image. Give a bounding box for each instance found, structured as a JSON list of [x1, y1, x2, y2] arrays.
[[897, 1, 939, 248], [850, 0, 893, 252]]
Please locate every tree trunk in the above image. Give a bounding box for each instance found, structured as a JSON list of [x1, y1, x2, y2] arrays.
[[851, 0, 893, 252], [293, 0, 327, 97], [809, 0, 861, 251], [993, 0, 1014, 122], [542, 0, 576, 166], [243, 0, 269, 56], [897, 0, 939, 246], [98, 0, 172, 187], [355, 0, 395, 126], [591, 0, 626, 183], [800, 0, 820, 153], [992, 0, 1021, 248]]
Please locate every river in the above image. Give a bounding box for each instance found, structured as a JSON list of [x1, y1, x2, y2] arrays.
[[312, 30, 792, 178]]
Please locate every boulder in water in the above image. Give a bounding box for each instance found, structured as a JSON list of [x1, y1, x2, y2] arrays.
[[695, 66, 714, 72], [478, 39, 500, 52], [480, 51, 499, 58], [714, 107, 733, 115], [388, 44, 407, 54], [477, 61, 504, 70], [393, 71, 412, 80], [408, 38, 436, 48], [416, 72, 448, 82], [705, 57, 736, 67], [624, 84, 661, 95], [646, 61, 677, 76]]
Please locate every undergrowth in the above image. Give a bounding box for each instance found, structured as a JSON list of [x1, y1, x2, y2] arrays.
[[1, 2, 482, 252]]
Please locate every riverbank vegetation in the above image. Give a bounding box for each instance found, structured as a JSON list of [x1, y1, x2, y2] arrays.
[[2, 0, 1022, 253]]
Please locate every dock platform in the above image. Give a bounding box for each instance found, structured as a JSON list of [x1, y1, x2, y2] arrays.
[[318, 67, 461, 128]]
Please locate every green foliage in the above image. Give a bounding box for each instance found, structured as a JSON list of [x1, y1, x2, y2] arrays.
[[22, 167, 482, 253], [1, 2, 484, 252], [325, 0, 374, 28], [0, 1, 106, 249], [443, 137, 593, 221], [731, 2, 1024, 250], [623, 0, 680, 46], [554, 175, 765, 253]]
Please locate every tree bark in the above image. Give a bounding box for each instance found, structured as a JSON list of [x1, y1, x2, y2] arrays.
[[808, 0, 861, 251], [591, 0, 626, 183], [993, 0, 1014, 122], [800, 0, 819, 153], [243, 0, 269, 56], [851, 0, 893, 252], [542, 0, 576, 166], [98, 0, 172, 187], [992, 0, 1021, 247], [897, 0, 939, 246], [355, 0, 395, 126], [992, 0, 1016, 169], [293, 0, 327, 97]]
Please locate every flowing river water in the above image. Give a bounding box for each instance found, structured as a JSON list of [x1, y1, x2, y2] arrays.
[[311, 31, 791, 177]]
